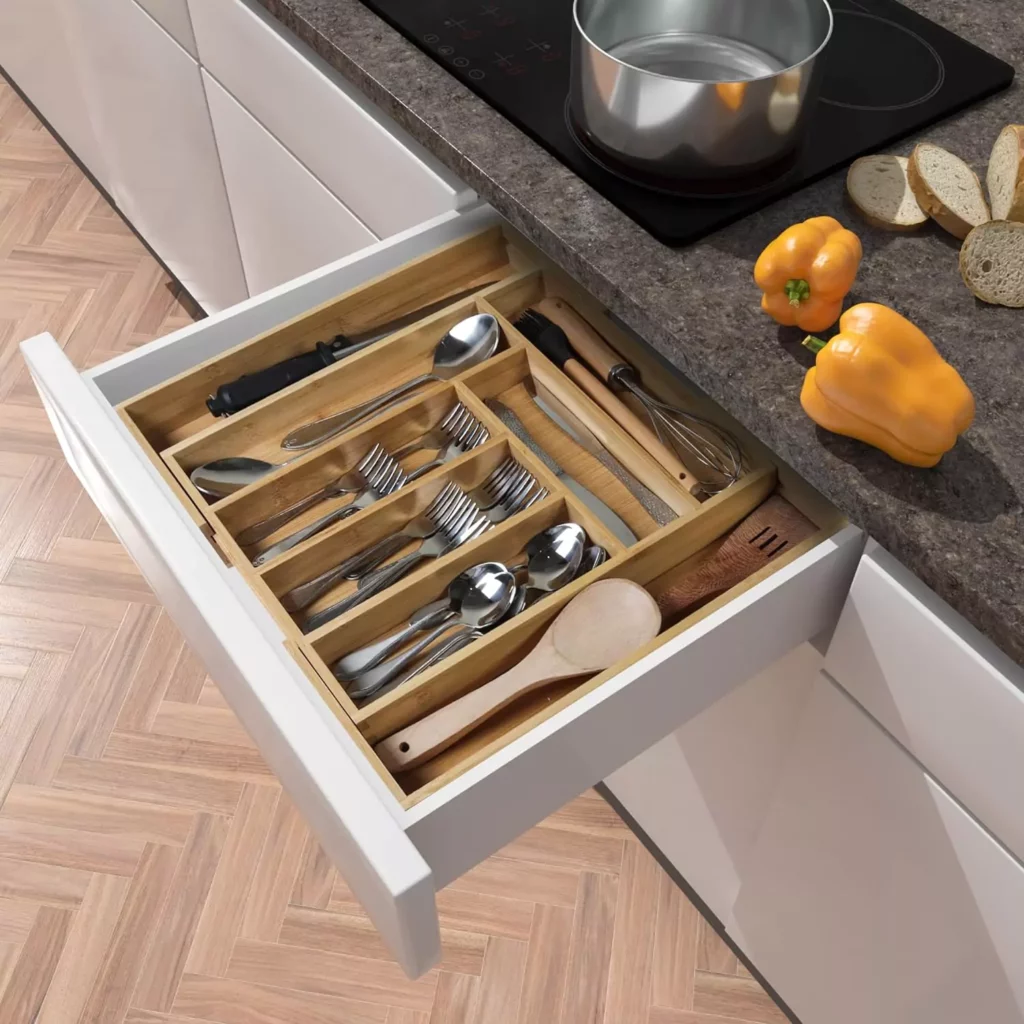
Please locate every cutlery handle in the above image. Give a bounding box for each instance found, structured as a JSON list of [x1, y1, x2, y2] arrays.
[[283, 536, 406, 612], [237, 482, 339, 546], [533, 300, 703, 498], [302, 550, 427, 633], [281, 373, 435, 451], [355, 546, 427, 593], [385, 628, 481, 693], [252, 502, 358, 568], [339, 532, 412, 581], [346, 620, 461, 701], [334, 605, 451, 680], [375, 650, 556, 771]]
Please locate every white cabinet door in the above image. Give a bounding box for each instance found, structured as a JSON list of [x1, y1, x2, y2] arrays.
[[731, 675, 1024, 1024], [0, 0, 108, 186], [202, 72, 379, 298], [825, 541, 1024, 864], [604, 642, 821, 925], [63, 0, 247, 313]]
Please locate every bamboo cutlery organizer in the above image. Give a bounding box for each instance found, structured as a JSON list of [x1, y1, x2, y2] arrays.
[[116, 226, 844, 804]]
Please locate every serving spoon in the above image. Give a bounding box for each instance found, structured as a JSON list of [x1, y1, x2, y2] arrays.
[[280, 313, 500, 451]]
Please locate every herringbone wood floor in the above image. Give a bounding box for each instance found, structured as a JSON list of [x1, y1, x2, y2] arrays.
[[0, 76, 789, 1024]]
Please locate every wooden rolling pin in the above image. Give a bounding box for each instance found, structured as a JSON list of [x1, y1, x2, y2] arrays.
[[519, 300, 704, 499], [375, 578, 662, 772]]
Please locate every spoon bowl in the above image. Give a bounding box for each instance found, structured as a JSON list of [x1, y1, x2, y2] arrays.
[[522, 523, 587, 592], [190, 456, 279, 498], [281, 313, 501, 452]]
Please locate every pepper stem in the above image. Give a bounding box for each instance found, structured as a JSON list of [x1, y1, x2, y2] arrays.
[[785, 279, 811, 306], [802, 335, 827, 354]]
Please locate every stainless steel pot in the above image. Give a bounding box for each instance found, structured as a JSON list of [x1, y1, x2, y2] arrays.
[[570, 0, 833, 181]]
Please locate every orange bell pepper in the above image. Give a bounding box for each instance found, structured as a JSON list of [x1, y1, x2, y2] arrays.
[[754, 216, 862, 332], [801, 303, 974, 467]]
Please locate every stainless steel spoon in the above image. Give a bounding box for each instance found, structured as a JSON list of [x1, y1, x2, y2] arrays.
[[280, 314, 501, 451], [340, 563, 517, 701], [512, 523, 587, 594]]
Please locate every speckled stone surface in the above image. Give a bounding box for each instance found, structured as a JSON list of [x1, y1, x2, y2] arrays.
[[255, 0, 1024, 667]]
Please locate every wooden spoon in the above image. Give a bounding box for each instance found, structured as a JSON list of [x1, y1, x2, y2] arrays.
[[374, 578, 662, 772]]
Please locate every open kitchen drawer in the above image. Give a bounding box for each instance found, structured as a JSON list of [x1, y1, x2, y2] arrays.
[[21, 203, 863, 976]]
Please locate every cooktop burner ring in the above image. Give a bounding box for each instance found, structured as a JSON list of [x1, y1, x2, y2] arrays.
[[820, 10, 946, 110], [563, 97, 801, 200]]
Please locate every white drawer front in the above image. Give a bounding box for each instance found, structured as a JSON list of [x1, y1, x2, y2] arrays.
[[20, 205, 863, 976], [188, 0, 471, 238], [825, 541, 1024, 863], [203, 72, 379, 297], [133, 0, 197, 55]]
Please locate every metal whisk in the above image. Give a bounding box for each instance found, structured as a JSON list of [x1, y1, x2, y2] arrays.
[[607, 365, 744, 495]]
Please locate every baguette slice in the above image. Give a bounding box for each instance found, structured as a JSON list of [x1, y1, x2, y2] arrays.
[[986, 125, 1024, 222], [959, 220, 1024, 307], [908, 143, 990, 239], [846, 154, 927, 230]]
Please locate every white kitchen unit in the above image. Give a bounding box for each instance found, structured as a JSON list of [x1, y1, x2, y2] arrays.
[[133, 0, 198, 55], [825, 540, 1024, 864], [733, 675, 1024, 1024], [0, 0, 109, 187], [188, 0, 472, 240], [20, 205, 864, 977], [202, 72, 379, 300], [63, 0, 247, 312]]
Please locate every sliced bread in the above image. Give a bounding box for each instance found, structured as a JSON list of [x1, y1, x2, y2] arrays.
[[959, 220, 1024, 307], [846, 154, 927, 230], [908, 143, 990, 239], [986, 125, 1024, 222]]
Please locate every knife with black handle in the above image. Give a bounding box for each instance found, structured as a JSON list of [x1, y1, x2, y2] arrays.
[[205, 282, 495, 416]]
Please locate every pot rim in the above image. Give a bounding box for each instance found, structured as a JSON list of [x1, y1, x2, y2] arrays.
[[571, 0, 835, 85]]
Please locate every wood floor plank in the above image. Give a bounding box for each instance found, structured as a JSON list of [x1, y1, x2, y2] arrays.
[[239, 795, 307, 942], [0, 580, 126, 629], [560, 872, 618, 1024], [278, 907, 486, 977], [435, 888, 536, 942], [69, 603, 159, 758], [428, 973, 480, 1024], [387, 1010, 429, 1024], [150, 702, 258, 751], [289, 833, 335, 910], [603, 841, 663, 1024], [0, 944, 18, 1006], [0, 904, 71, 1024], [35, 873, 130, 1024], [162, 645, 208, 704], [470, 937, 527, 1024], [696, 919, 740, 977], [692, 973, 788, 1024], [651, 870, 700, 1012], [53, 755, 243, 815], [12, 627, 116, 787], [0, 899, 35, 945], [174, 973, 389, 1024], [227, 939, 438, 1013], [516, 904, 573, 1024], [103, 730, 273, 783], [78, 843, 181, 1024], [115, 610, 187, 733], [185, 784, 279, 978], [0, 816, 144, 875], [133, 814, 229, 1012], [543, 791, 636, 840], [497, 826, 624, 876], [0, 856, 91, 908]]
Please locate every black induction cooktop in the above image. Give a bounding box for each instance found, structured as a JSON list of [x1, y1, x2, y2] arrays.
[[358, 0, 1014, 244]]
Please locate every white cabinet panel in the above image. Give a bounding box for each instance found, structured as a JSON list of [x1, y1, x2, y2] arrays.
[[732, 676, 1024, 1024], [188, 0, 471, 237], [0, 0, 108, 186], [64, 0, 247, 312], [133, 0, 197, 55], [825, 541, 1024, 863], [604, 642, 821, 924], [202, 72, 379, 298]]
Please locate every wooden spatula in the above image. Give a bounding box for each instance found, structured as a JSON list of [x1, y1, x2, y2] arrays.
[[655, 494, 817, 626], [375, 578, 662, 772]]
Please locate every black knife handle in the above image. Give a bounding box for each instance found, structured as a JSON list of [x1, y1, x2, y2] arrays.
[[206, 338, 348, 416]]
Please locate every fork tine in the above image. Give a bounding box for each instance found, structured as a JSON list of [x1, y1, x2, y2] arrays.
[[439, 403, 467, 435], [358, 444, 388, 480]]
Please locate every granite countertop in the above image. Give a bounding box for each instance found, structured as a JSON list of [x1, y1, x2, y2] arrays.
[[256, 0, 1024, 667]]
